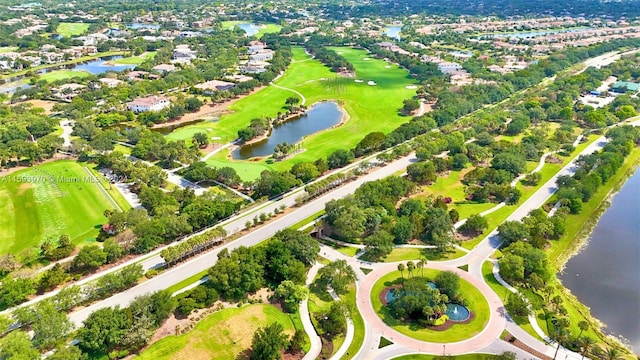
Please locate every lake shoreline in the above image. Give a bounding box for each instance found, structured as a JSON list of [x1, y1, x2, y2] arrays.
[[552, 149, 640, 354]]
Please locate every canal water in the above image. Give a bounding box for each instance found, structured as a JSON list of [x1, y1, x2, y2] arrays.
[[232, 101, 343, 159], [560, 168, 640, 352]]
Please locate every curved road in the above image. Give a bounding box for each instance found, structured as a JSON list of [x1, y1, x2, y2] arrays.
[[357, 262, 505, 355]]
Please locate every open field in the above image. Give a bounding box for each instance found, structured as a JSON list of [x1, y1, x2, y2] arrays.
[[136, 304, 295, 360], [111, 52, 156, 65], [56, 22, 90, 37], [0, 160, 119, 255], [196, 46, 415, 180], [38, 69, 92, 82], [370, 269, 490, 343], [0, 46, 18, 53]]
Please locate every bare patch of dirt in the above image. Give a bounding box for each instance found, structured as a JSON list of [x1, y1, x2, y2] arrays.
[[546, 156, 563, 164]]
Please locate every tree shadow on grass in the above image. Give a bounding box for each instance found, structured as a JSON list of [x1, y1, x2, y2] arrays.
[[310, 283, 333, 302]]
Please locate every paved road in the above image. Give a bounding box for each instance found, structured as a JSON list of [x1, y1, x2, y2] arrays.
[[68, 154, 416, 326]]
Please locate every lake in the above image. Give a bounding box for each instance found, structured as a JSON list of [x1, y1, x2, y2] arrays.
[[232, 101, 344, 159], [2, 56, 137, 88], [384, 25, 402, 40], [237, 23, 262, 37], [560, 168, 640, 353], [68, 56, 136, 74]]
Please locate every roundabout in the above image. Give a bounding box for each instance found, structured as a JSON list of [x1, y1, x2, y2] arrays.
[[357, 262, 506, 355]]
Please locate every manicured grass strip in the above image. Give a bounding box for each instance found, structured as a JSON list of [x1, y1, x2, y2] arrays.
[[289, 210, 325, 230], [56, 22, 89, 37], [342, 284, 365, 360], [383, 247, 466, 262], [136, 304, 295, 360], [0, 160, 118, 255], [166, 270, 209, 294], [370, 269, 489, 343]]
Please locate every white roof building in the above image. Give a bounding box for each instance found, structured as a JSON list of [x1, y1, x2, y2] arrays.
[[126, 95, 171, 113]]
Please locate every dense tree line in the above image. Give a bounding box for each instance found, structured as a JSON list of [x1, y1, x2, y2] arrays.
[[206, 229, 319, 300], [0, 104, 62, 168], [305, 40, 354, 73]]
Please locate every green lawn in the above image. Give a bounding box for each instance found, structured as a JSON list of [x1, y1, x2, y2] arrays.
[[85, 164, 132, 212], [342, 284, 365, 360], [194, 46, 416, 180], [56, 22, 90, 37], [38, 69, 92, 82], [0, 46, 18, 53], [383, 247, 466, 262], [370, 269, 490, 343], [111, 52, 156, 65], [136, 304, 295, 360], [0, 160, 119, 255]]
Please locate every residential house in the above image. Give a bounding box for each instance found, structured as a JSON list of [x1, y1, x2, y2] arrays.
[[437, 62, 463, 74], [152, 64, 176, 73], [194, 80, 236, 94], [98, 78, 124, 88], [52, 83, 87, 101], [126, 95, 171, 113], [249, 49, 273, 62]]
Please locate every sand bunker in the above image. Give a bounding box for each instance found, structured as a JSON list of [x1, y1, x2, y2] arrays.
[[406, 85, 418, 89], [354, 79, 364, 83], [368, 81, 377, 86]]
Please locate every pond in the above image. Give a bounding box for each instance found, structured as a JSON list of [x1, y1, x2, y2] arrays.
[[126, 23, 160, 30], [0, 80, 32, 94], [3, 56, 137, 87], [560, 168, 640, 352], [69, 56, 137, 74], [231, 101, 344, 160], [237, 23, 262, 37], [384, 25, 402, 40]]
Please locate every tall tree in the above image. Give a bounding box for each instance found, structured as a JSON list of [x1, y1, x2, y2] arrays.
[[251, 323, 290, 360]]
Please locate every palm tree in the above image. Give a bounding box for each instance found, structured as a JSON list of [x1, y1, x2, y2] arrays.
[[578, 320, 590, 338], [397, 263, 405, 282], [417, 258, 427, 278], [577, 337, 595, 360], [553, 327, 569, 360], [407, 261, 415, 278], [601, 347, 622, 360]]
